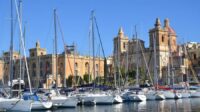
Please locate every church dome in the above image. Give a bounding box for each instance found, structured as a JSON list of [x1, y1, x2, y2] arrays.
[[166, 27, 176, 34], [164, 18, 176, 34]]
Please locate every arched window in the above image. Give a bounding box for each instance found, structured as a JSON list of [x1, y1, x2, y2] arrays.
[[96, 64, 99, 76], [75, 62, 78, 76], [162, 36, 164, 43], [85, 62, 89, 74], [45, 61, 50, 74]]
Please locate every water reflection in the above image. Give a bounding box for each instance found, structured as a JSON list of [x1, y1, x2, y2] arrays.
[[32, 98, 200, 112]]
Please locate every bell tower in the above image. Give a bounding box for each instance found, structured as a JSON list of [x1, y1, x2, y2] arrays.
[[113, 27, 129, 55], [149, 18, 169, 52], [29, 41, 47, 57]]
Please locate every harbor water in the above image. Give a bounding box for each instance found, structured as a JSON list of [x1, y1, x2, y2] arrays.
[[33, 98, 200, 112]]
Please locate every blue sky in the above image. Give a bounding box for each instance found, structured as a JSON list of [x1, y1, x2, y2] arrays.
[[0, 0, 200, 57]]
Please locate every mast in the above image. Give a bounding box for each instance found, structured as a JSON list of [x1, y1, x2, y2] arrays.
[[98, 44, 100, 84], [153, 33, 158, 89], [117, 29, 120, 87], [54, 9, 58, 89], [168, 33, 174, 87], [73, 42, 76, 86], [88, 19, 91, 84], [91, 11, 96, 88], [125, 42, 129, 86], [64, 45, 66, 88], [93, 16, 108, 85], [9, 0, 14, 97], [135, 26, 139, 87], [15, 0, 32, 93], [18, 0, 22, 95]]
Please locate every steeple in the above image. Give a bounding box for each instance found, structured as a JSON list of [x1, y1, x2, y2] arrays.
[[36, 41, 40, 48], [154, 18, 161, 28], [118, 27, 124, 35], [164, 18, 170, 28]]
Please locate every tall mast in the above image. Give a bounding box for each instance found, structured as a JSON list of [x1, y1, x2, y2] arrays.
[[18, 0, 22, 96], [117, 30, 120, 87], [135, 26, 139, 86], [91, 11, 96, 88], [168, 33, 174, 87], [15, 0, 32, 93], [88, 18, 92, 84], [54, 9, 58, 89], [153, 33, 158, 89], [9, 0, 14, 96], [73, 42, 76, 86]]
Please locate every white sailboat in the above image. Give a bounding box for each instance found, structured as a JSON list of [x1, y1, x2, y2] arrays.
[[50, 9, 78, 108], [50, 89, 78, 107], [0, 0, 33, 111], [145, 31, 165, 100], [79, 11, 116, 105], [162, 90, 182, 99], [145, 90, 165, 100], [163, 31, 182, 99], [130, 31, 147, 102], [0, 98, 32, 111]]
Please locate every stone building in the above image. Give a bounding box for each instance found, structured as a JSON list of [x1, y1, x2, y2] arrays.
[[0, 59, 4, 81], [3, 41, 105, 88], [113, 18, 184, 85], [184, 42, 200, 81]]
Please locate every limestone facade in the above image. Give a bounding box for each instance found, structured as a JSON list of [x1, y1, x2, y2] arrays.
[[3, 41, 105, 88], [113, 18, 186, 85]]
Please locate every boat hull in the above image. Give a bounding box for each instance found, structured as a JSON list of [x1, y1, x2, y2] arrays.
[[31, 101, 52, 110], [0, 98, 32, 111]]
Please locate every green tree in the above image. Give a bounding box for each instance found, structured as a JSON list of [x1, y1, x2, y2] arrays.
[[83, 74, 91, 84], [66, 75, 73, 87]]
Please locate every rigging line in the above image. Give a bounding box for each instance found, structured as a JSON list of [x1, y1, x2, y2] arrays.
[[56, 12, 74, 85], [185, 45, 199, 83], [44, 13, 53, 50], [94, 16, 106, 58], [138, 37, 153, 85], [56, 14, 66, 47]]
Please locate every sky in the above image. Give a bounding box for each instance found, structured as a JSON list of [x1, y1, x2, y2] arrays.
[[0, 0, 200, 57]]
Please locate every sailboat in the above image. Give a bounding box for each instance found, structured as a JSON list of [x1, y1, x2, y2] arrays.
[[49, 9, 78, 108], [121, 28, 146, 102], [79, 11, 116, 105], [145, 33, 165, 100], [162, 33, 182, 99], [0, 0, 33, 111]]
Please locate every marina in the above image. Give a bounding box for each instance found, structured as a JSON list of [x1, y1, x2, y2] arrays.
[[0, 0, 200, 111]]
